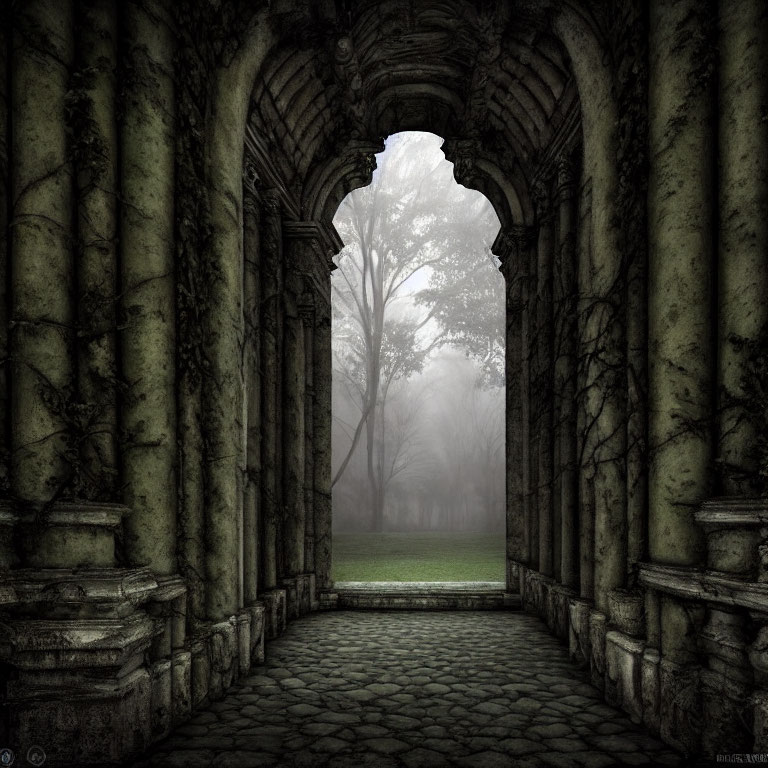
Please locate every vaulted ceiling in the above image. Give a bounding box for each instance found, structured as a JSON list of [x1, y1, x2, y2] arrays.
[[246, 0, 581, 227]]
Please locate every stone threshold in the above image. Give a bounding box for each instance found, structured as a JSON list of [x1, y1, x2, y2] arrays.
[[332, 581, 521, 610]]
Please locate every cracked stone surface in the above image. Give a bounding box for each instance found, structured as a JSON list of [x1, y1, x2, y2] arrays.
[[129, 611, 682, 768]]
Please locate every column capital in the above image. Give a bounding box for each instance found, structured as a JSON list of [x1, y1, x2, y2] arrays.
[[283, 220, 344, 272]]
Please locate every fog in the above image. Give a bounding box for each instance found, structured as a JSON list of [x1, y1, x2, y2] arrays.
[[331, 132, 504, 533]]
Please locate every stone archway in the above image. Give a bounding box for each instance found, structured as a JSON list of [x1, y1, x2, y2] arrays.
[[2, 1, 768, 765]]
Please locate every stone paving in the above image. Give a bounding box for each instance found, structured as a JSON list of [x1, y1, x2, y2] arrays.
[[129, 611, 684, 768]]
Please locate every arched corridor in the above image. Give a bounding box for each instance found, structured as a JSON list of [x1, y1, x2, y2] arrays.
[[1, 1, 767, 765]]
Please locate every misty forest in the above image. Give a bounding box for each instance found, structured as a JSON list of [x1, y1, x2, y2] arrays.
[[331, 132, 505, 550]]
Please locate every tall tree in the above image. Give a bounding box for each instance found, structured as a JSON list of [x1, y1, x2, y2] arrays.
[[332, 131, 504, 531]]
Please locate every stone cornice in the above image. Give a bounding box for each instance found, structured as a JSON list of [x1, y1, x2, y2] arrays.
[[6, 612, 157, 670], [638, 562, 768, 614], [695, 496, 768, 527], [0, 500, 131, 528], [6, 567, 160, 605]]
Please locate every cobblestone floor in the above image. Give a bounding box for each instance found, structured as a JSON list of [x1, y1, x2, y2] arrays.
[[130, 611, 683, 768]]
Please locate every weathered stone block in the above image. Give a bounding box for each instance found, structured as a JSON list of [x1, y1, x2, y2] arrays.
[[260, 589, 287, 638], [659, 657, 702, 755], [282, 577, 300, 620], [700, 667, 753, 756], [297, 573, 312, 616], [190, 638, 210, 709], [319, 590, 339, 610], [608, 588, 645, 637], [641, 648, 661, 735], [247, 602, 265, 663], [506, 559, 521, 592], [150, 658, 173, 740], [236, 610, 251, 677], [172, 650, 192, 725], [550, 586, 574, 641], [753, 689, 768, 752], [605, 629, 644, 723], [209, 617, 238, 699], [8, 666, 151, 766], [568, 597, 592, 664], [308, 572, 319, 611], [589, 610, 607, 691]]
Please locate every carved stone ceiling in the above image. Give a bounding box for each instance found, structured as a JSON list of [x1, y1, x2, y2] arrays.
[[246, 0, 579, 225]]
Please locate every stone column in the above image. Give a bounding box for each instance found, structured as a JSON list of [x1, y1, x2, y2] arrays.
[[717, 0, 768, 495], [314, 308, 333, 591], [259, 191, 281, 590], [11, 0, 75, 502], [0, 19, 7, 496], [75, 0, 119, 498], [523, 244, 538, 572], [120, 0, 177, 575], [577, 181, 595, 601], [536, 198, 555, 578], [495, 228, 528, 583], [302, 305, 316, 575], [282, 258, 307, 580], [648, 0, 715, 568], [243, 180, 261, 606], [554, 160, 579, 589]]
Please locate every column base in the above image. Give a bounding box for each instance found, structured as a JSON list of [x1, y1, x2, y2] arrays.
[[259, 588, 287, 639], [605, 629, 645, 723]]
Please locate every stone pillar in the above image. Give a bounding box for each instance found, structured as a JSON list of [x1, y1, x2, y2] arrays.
[[243, 179, 261, 606], [536, 199, 555, 578], [120, 0, 177, 575], [282, 248, 307, 580], [577, 181, 594, 601], [75, 0, 119, 498], [717, 0, 768, 495], [0, 6, 7, 498], [520, 232, 538, 571], [555, 160, 579, 589], [259, 191, 282, 590], [302, 305, 316, 576], [495, 227, 528, 582], [648, 0, 714, 568], [314, 308, 333, 591], [11, 0, 75, 502]]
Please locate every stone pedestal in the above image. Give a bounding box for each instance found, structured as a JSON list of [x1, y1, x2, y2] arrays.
[[5, 610, 157, 765], [589, 610, 607, 691], [641, 648, 661, 735], [260, 588, 287, 639], [659, 658, 702, 755], [246, 602, 266, 664], [605, 630, 644, 723], [568, 597, 592, 665], [281, 577, 300, 621]]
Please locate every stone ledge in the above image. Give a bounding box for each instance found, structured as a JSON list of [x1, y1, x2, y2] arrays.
[[334, 581, 515, 610], [696, 496, 768, 526], [0, 500, 132, 528], [6, 612, 157, 669], [638, 562, 768, 612], [5, 567, 159, 605]]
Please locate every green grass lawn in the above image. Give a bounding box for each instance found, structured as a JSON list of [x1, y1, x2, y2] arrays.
[[331, 532, 505, 582]]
